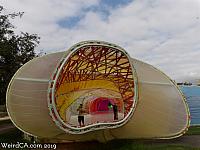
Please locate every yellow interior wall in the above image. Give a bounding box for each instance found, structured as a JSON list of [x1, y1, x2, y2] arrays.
[[55, 80, 120, 121]]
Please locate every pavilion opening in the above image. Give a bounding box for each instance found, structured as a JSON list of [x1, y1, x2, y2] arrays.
[[52, 43, 136, 132]]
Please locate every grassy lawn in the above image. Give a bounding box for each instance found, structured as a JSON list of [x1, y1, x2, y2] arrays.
[[186, 126, 200, 135], [96, 140, 198, 150], [0, 129, 30, 150], [57, 139, 199, 150], [0, 129, 27, 143]]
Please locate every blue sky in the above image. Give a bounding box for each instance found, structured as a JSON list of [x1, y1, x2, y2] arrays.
[[58, 0, 133, 28], [1, 0, 200, 82]]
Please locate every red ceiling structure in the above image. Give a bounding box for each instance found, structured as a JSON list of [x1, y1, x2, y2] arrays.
[[55, 45, 135, 117]]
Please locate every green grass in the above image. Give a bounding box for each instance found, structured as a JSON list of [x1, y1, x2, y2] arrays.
[[101, 140, 194, 150], [0, 129, 26, 143], [0, 129, 30, 150], [186, 126, 200, 135], [65, 139, 199, 150], [110, 142, 197, 150]]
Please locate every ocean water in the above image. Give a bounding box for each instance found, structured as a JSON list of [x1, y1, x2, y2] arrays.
[[180, 86, 200, 125]]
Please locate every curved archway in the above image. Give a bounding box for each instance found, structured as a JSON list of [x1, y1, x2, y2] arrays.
[[48, 41, 138, 133]]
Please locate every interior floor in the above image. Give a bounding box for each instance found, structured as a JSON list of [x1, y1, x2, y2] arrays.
[[67, 113, 124, 127]]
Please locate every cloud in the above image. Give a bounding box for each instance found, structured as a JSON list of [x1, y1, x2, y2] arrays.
[[1, 0, 200, 81]]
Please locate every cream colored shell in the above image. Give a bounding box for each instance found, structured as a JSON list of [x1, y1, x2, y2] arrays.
[[6, 41, 190, 142]]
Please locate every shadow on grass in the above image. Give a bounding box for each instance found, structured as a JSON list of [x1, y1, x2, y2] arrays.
[[104, 140, 197, 150], [0, 129, 28, 143]]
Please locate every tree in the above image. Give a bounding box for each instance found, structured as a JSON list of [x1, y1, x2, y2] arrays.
[[0, 6, 40, 105]]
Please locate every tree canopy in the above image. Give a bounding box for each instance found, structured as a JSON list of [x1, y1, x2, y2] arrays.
[[0, 6, 40, 105]]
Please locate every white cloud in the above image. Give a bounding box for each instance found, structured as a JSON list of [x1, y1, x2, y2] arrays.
[[1, 0, 200, 81]]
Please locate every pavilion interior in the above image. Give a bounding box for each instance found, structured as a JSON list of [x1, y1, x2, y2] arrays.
[[54, 45, 135, 128]]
